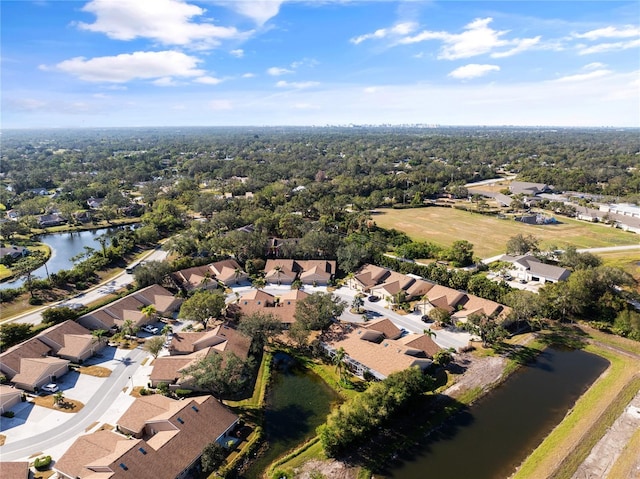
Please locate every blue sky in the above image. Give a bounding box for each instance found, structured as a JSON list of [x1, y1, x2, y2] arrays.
[[2, 0, 639, 128]]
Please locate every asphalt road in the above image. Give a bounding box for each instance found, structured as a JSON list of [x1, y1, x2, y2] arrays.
[[0, 346, 147, 461]]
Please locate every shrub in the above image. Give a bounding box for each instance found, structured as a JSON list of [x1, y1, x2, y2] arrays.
[[34, 455, 52, 470], [139, 388, 148, 396], [28, 297, 44, 305], [175, 389, 192, 398], [1, 411, 15, 418]]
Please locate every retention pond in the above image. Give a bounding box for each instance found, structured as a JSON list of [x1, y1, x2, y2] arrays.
[[384, 346, 609, 479], [242, 352, 340, 478]]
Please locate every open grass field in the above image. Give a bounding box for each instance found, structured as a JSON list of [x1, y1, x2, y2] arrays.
[[598, 250, 640, 290], [373, 207, 640, 257]]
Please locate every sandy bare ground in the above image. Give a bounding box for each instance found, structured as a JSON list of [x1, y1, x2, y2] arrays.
[[294, 459, 360, 479], [443, 352, 507, 399], [571, 389, 640, 479]]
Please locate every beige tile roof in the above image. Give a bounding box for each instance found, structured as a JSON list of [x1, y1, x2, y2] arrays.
[[364, 318, 402, 339], [398, 334, 441, 358], [117, 394, 179, 437], [452, 295, 509, 321], [57, 396, 238, 479], [211, 259, 248, 285], [264, 259, 298, 283], [0, 337, 52, 378], [405, 279, 436, 300], [324, 324, 431, 378], [149, 353, 202, 385], [352, 264, 391, 290], [54, 429, 123, 478], [57, 334, 96, 360], [169, 325, 250, 359], [170, 265, 216, 290], [0, 461, 30, 478], [0, 385, 22, 407], [424, 285, 466, 312], [36, 319, 91, 351], [12, 357, 69, 387], [133, 284, 182, 315]]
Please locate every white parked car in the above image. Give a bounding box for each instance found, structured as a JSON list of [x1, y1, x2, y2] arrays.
[[142, 325, 159, 334], [42, 383, 59, 393]]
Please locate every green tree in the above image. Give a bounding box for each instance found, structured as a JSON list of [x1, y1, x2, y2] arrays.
[[433, 349, 453, 367], [143, 336, 165, 358], [91, 329, 108, 347], [200, 441, 227, 473], [333, 347, 347, 384], [179, 290, 226, 328], [428, 307, 451, 327], [238, 312, 283, 354], [506, 234, 539, 255], [446, 240, 475, 267], [41, 307, 79, 325], [294, 292, 346, 331], [464, 313, 507, 347], [121, 319, 138, 337], [180, 352, 255, 397], [133, 261, 172, 288], [0, 323, 33, 350]]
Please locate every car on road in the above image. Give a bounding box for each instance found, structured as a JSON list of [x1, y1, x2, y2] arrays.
[[41, 383, 59, 393], [142, 325, 159, 334]]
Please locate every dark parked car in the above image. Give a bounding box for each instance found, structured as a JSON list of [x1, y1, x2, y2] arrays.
[[368, 295, 380, 302]]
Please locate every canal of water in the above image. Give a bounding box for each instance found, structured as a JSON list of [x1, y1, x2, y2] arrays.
[[383, 346, 609, 479]]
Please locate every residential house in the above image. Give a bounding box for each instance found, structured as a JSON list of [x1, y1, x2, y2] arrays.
[[79, 284, 182, 331], [152, 324, 251, 389], [369, 271, 417, 305], [37, 213, 66, 228], [170, 265, 218, 292], [264, 259, 297, 284], [36, 320, 105, 363], [347, 264, 391, 292], [499, 254, 571, 283], [322, 323, 436, 380], [55, 395, 238, 479], [86, 197, 106, 209], [297, 260, 336, 285], [0, 245, 29, 260], [231, 289, 308, 328], [0, 385, 23, 413], [417, 284, 467, 315], [451, 296, 511, 323], [363, 318, 403, 340], [210, 259, 248, 286], [0, 338, 69, 392]]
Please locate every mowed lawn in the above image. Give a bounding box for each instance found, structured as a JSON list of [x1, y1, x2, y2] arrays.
[[373, 207, 640, 257]]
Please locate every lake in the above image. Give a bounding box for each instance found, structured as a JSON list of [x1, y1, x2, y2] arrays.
[[0, 227, 120, 289]]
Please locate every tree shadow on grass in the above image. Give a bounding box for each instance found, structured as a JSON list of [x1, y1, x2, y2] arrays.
[[494, 343, 539, 365], [536, 325, 589, 350]]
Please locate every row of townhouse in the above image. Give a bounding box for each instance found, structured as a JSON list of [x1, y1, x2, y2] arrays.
[[348, 264, 511, 323], [170, 258, 337, 291], [78, 284, 182, 332], [0, 320, 104, 393]]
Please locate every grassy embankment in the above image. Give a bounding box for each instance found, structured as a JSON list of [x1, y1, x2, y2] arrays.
[[372, 206, 639, 257], [512, 328, 640, 479]]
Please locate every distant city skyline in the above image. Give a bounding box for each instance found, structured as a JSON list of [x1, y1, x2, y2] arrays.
[[2, 1, 639, 128]]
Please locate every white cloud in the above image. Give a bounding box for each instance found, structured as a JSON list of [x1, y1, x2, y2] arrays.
[[290, 58, 318, 69], [351, 22, 418, 45], [583, 62, 607, 70], [217, 0, 285, 26], [230, 49, 244, 58], [578, 38, 640, 55], [153, 77, 179, 87], [275, 80, 320, 89], [77, 0, 246, 47], [50, 51, 204, 83], [448, 63, 500, 79], [397, 17, 539, 60], [363, 87, 379, 94], [553, 69, 612, 83], [194, 76, 223, 85], [242, 72, 256, 78], [267, 66, 293, 76], [574, 25, 640, 40], [209, 99, 233, 110]]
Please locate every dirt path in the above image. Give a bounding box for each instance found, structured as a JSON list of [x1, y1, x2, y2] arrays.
[[443, 352, 507, 400]]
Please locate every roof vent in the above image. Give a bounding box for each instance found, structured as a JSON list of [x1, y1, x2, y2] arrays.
[[138, 447, 147, 455], [119, 463, 128, 471], [177, 417, 184, 424], [191, 405, 199, 412]]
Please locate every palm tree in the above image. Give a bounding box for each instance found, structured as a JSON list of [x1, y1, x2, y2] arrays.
[[252, 276, 266, 290], [91, 329, 108, 348], [121, 319, 137, 337], [333, 347, 346, 384], [53, 391, 65, 407], [141, 305, 157, 323], [273, 265, 283, 285], [423, 328, 437, 339], [161, 324, 173, 338], [233, 267, 244, 285]]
